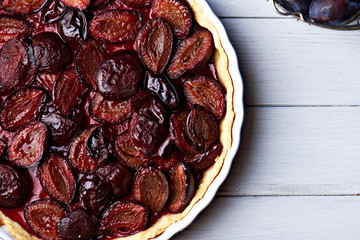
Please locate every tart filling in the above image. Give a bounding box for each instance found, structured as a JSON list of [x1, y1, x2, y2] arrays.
[[0, 0, 235, 239]]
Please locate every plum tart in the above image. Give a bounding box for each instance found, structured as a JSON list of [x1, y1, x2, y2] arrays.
[[0, 0, 235, 239]]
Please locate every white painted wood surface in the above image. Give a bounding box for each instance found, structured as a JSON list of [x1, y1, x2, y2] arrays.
[[175, 0, 360, 239]]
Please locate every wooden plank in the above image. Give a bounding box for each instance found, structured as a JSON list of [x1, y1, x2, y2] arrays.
[[218, 107, 360, 196], [174, 196, 360, 239], [207, 0, 280, 18], [220, 18, 360, 106]]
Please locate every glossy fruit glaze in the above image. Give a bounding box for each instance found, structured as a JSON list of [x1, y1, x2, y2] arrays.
[[0, 0, 225, 239]]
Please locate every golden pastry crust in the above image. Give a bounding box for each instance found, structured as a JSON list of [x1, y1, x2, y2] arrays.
[[0, 0, 235, 239]]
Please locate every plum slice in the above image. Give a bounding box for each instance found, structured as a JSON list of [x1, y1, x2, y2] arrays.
[[59, 0, 90, 9], [133, 166, 169, 214], [96, 52, 144, 100], [121, 0, 151, 7], [0, 15, 32, 42], [89, 9, 142, 43], [169, 110, 198, 155], [0, 38, 36, 95], [41, 0, 69, 24], [56, 209, 101, 240], [8, 121, 49, 167], [184, 76, 226, 120], [101, 200, 149, 237], [115, 131, 149, 170], [89, 93, 132, 124], [136, 18, 173, 75], [96, 160, 134, 199], [38, 153, 76, 203], [58, 9, 88, 51], [35, 72, 59, 94], [167, 30, 214, 79], [0, 88, 47, 131], [0, 162, 31, 208], [152, 0, 193, 39], [168, 162, 195, 213], [75, 39, 107, 90], [186, 106, 218, 152], [185, 143, 222, 170], [68, 126, 108, 173], [31, 32, 72, 73], [78, 174, 111, 216], [0, 0, 48, 15], [131, 90, 167, 125], [53, 67, 87, 117], [40, 104, 84, 146], [24, 199, 66, 240], [144, 73, 179, 110], [130, 113, 168, 156]]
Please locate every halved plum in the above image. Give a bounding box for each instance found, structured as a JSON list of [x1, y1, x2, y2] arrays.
[[56, 209, 101, 240], [131, 90, 167, 125], [151, 0, 193, 39], [24, 199, 67, 240], [133, 166, 169, 214], [53, 67, 87, 117], [0, 38, 36, 95], [31, 32, 72, 73], [121, 0, 151, 8], [114, 131, 149, 170], [96, 52, 144, 100], [38, 153, 76, 203], [0, 0, 48, 15], [0, 162, 31, 208], [144, 73, 179, 110], [0, 15, 32, 42], [35, 72, 59, 94], [59, 0, 90, 9], [58, 9, 88, 50], [75, 39, 107, 90], [185, 143, 222, 170], [0, 87, 47, 131], [89, 93, 132, 124], [168, 162, 195, 213], [184, 76, 225, 120], [101, 200, 149, 237], [78, 174, 111, 216], [167, 29, 214, 79], [68, 126, 108, 173], [41, 0, 69, 24], [8, 121, 49, 167], [130, 113, 168, 156], [89, 9, 142, 43], [186, 105, 218, 152], [40, 104, 84, 146], [96, 160, 134, 199], [169, 110, 198, 155], [136, 18, 173, 75]]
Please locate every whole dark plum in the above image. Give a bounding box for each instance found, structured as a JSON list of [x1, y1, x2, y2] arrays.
[[309, 0, 360, 25], [276, 0, 311, 15]]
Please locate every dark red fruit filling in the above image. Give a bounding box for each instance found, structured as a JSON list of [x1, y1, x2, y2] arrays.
[[0, 0, 227, 239]]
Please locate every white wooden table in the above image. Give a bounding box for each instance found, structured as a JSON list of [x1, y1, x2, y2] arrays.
[[174, 0, 360, 239]]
